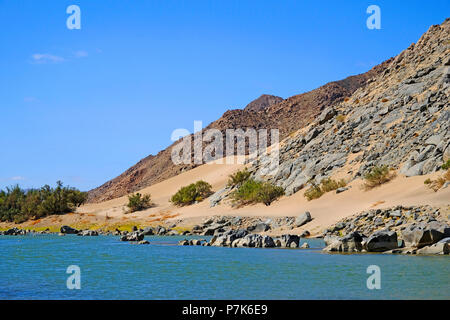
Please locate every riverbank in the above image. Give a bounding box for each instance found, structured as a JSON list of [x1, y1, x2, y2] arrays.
[[1, 166, 449, 238], [2, 203, 449, 255]]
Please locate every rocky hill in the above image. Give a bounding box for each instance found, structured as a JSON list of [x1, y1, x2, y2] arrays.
[[87, 36, 392, 204], [242, 18, 450, 196], [244, 94, 283, 112]]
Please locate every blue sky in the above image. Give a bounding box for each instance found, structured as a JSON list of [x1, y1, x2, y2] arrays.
[[0, 0, 448, 191]]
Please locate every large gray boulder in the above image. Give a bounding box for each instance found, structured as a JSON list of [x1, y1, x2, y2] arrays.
[[155, 226, 167, 235], [365, 230, 398, 252], [142, 227, 155, 235], [4, 227, 23, 236], [60, 226, 79, 234], [249, 222, 270, 233], [203, 222, 230, 236], [401, 223, 449, 248], [274, 234, 300, 248], [77, 230, 99, 236], [209, 187, 231, 207], [323, 232, 363, 253], [403, 160, 426, 177], [120, 231, 144, 242], [318, 108, 337, 125], [231, 234, 276, 248], [416, 242, 449, 255], [295, 211, 312, 227]]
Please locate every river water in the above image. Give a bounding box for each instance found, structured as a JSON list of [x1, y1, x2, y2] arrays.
[[0, 235, 449, 299]]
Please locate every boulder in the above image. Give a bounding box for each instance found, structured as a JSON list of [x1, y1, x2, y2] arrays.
[[300, 230, 310, 238], [404, 160, 426, 177], [249, 223, 270, 233], [318, 108, 337, 125], [155, 226, 167, 235], [138, 240, 150, 245], [4, 227, 22, 235], [274, 234, 300, 248], [336, 187, 349, 194], [295, 212, 312, 227], [416, 242, 449, 255], [323, 234, 340, 246], [142, 227, 155, 235], [300, 242, 310, 249], [77, 230, 99, 236], [178, 239, 190, 246], [60, 225, 79, 234], [203, 222, 230, 236], [389, 210, 402, 218], [262, 235, 275, 248], [167, 230, 179, 236], [191, 239, 205, 246], [120, 231, 144, 242], [425, 135, 442, 146], [323, 232, 363, 253], [365, 230, 398, 252], [401, 223, 448, 248]]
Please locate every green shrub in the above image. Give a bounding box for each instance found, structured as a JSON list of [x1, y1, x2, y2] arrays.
[[303, 178, 347, 201], [171, 180, 213, 206], [320, 178, 347, 193], [442, 160, 450, 170], [304, 183, 324, 201], [230, 179, 284, 206], [0, 181, 87, 223], [424, 178, 432, 185], [256, 182, 285, 206], [227, 168, 251, 187], [127, 193, 152, 213], [363, 165, 395, 190]]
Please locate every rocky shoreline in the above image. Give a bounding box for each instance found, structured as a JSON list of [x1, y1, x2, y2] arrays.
[[1, 205, 449, 255], [322, 205, 450, 255]]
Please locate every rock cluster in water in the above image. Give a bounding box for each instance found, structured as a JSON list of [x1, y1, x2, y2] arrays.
[[323, 205, 450, 255], [178, 232, 305, 249]]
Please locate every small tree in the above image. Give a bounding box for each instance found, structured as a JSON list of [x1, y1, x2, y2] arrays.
[[127, 193, 152, 213]]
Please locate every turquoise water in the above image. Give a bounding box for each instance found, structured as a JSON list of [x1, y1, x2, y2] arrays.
[[0, 235, 449, 300]]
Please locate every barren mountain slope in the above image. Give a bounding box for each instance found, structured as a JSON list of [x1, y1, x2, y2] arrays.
[[236, 18, 450, 197], [87, 45, 390, 203]]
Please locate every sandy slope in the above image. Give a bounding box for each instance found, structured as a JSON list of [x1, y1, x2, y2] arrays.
[[3, 159, 448, 235], [76, 159, 449, 236]]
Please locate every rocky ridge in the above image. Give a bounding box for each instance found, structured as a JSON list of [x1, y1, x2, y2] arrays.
[[209, 18, 450, 198]]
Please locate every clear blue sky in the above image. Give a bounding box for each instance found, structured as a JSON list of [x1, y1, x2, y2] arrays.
[[0, 0, 448, 191]]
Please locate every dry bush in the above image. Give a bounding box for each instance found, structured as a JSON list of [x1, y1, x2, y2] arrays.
[[304, 178, 347, 201], [363, 165, 396, 190], [426, 169, 450, 192]]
